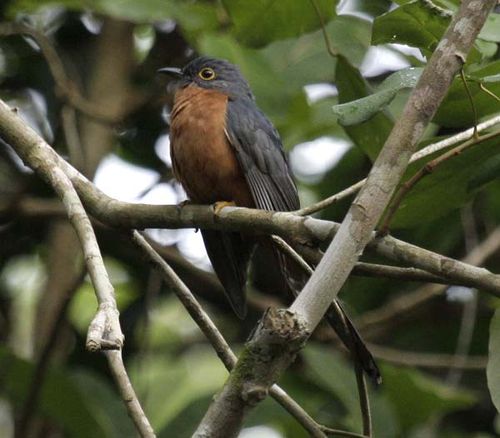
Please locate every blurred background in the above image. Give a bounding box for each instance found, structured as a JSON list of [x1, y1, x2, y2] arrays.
[[1, 0, 500, 436]]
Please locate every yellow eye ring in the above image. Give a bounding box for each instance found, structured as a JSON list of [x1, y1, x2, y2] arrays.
[[198, 67, 216, 81]]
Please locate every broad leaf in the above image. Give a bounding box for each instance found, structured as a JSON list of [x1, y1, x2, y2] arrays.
[[335, 56, 393, 160], [383, 364, 475, 432], [372, 0, 451, 54], [8, 0, 220, 38], [434, 61, 500, 128], [333, 67, 422, 125], [222, 0, 337, 48], [303, 345, 400, 437], [480, 13, 500, 43], [0, 348, 110, 437], [129, 349, 227, 431], [391, 136, 500, 228], [372, 0, 487, 61]]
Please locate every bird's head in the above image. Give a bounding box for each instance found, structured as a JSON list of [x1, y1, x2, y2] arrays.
[[158, 56, 254, 100]]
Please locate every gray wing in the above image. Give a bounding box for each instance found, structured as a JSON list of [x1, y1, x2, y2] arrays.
[[226, 98, 381, 383], [225, 98, 299, 212]]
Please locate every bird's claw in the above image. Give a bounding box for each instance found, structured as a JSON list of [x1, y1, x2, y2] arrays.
[[213, 201, 236, 215], [175, 199, 192, 214]]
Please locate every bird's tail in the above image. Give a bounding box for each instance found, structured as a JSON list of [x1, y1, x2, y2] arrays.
[[201, 230, 254, 319], [275, 244, 381, 385]]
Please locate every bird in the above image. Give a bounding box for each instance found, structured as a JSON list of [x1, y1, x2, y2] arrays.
[[159, 56, 380, 384]]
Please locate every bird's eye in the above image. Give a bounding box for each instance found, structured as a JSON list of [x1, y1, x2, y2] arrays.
[[198, 67, 216, 81]]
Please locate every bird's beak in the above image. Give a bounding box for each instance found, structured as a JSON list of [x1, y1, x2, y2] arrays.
[[157, 67, 183, 77]]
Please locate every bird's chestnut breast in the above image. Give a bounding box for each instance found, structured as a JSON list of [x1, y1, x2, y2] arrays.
[[169, 85, 253, 206]]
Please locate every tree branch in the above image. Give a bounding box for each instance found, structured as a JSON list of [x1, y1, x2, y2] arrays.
[[0, 102, 154, 437], [10, 196, 473, 287], [17, 166, 500, 298], [131, 231, 330, 438]]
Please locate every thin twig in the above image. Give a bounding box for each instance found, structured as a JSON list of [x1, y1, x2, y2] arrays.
[[130, 231, 330, 438], [271, 235, 314, 275], [309, 0, 338, 58], [369, 344, 487, 369], [296, 113, 500, 217], [319, 427, 368, 438], [292, 241, 485, 287], [378, 129, 500, 234], [479, 83, 500, 103], [60, 105, 85, 170], [460, 68, 478, 138], [447, 205, 479, 386]]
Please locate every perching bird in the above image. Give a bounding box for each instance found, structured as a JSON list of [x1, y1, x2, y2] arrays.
[[159, 56, 380, 384]]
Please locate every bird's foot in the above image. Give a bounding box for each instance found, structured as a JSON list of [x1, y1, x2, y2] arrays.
[[213, 201, 236, 215], [175, 199, 192, 212], [177, 199, 192, 208]]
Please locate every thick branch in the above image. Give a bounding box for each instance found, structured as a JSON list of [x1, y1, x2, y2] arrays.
[[194, 309, 309, 438]]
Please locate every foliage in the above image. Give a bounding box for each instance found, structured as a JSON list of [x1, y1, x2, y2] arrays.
[[0, 0, 500, 437]]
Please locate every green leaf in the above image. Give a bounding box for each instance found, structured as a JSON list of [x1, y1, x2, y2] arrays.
[[487, 307, 500, 415], [9, 0, 220, 35], [480, 13, 500, 43], [372, 0, 488, 61], [222, 0, 337, 48], [302, 345, 400, 437], [383, 364, 475, 432], [199, 15, 371, 121], [433, 61, 500, 128], [347, 0, 392, 17], [468, 152, 500, 191], [129, 348, 227, 431], [0, 347, 110, 437], [261, 14, 372, 87], [335, 56, 393, 160], [279, 94, 345, 148], [372, 0, 451, 54], [72, 371, 136, 438], [391, 136, 500, 229], [332, 67, 422, 125]]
